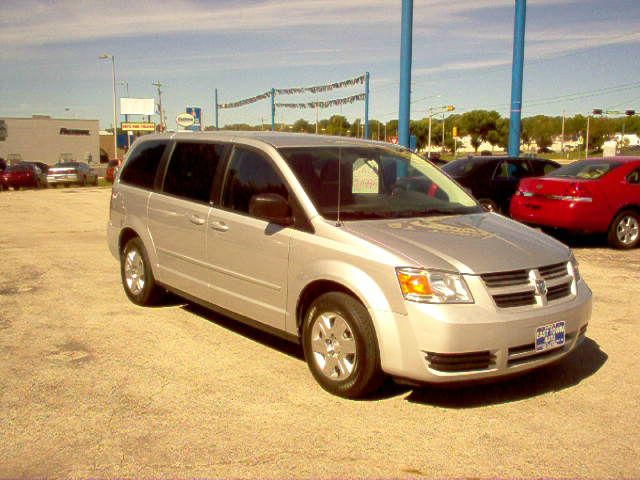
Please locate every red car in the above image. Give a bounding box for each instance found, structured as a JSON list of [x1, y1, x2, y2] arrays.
[[511, 157, 640, 249], [105, 159, 119, 183], [0, 163, 47, 190]]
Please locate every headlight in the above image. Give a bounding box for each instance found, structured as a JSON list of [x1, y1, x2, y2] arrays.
[[396, 268, 473, 304], [568, 253, 580, 282]]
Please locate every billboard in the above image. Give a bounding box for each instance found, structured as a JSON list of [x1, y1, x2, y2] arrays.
[[185, 107, 202, 131], [120, 98, 155, 116]]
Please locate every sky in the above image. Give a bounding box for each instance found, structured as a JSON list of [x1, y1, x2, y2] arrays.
[[1, 0, 640, 131]]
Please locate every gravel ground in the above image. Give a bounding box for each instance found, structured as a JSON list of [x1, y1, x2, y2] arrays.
[[0, 187, 638, 478]]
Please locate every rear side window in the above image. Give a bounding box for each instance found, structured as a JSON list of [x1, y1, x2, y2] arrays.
[[120, 141, 167, 189], [494, 159, 531, 179], [548, 160, 622, 180], [162, 142, 226, 203], [222, 147, 288, 214]]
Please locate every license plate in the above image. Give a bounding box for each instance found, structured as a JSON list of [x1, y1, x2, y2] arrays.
[[535, 321, 565, 352]]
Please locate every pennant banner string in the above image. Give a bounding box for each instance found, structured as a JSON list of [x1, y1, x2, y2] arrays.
[[275, 93, 366, 109], [217, 74, 366, 109]]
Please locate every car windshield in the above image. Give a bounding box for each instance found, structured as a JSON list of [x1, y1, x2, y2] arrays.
[[279, 146, 481, 221], [441, 158, 480, 176], [54, 162, 78, 168], [547, 160, 622, 180]]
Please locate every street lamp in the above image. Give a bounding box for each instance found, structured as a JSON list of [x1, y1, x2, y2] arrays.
[[99, 54, 118, 160]]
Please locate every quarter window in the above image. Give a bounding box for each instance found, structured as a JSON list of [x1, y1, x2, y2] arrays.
[[222, 147, 288, 214], [628, 169, 640, 185], [162, 142, 226, 203], [120, 141, 167, 190]]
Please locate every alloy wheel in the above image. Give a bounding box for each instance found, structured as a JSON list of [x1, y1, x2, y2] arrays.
[[124, 248, 145, 295], [616, 215, 639, 246], [310, 311, 357, 381]]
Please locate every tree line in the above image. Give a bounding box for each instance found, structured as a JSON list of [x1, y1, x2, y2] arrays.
[[207, 110, 640, 153]]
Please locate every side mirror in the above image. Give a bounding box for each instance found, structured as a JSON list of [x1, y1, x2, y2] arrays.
[[249, 193, 293, 226]]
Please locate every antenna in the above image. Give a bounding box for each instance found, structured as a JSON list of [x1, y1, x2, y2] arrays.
[[336, 147, 342, 226]]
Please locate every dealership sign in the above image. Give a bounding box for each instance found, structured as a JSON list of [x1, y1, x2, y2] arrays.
[[176, 113, 195, 127], [185, 107, 203, 131], [121, 122, 156, 131]]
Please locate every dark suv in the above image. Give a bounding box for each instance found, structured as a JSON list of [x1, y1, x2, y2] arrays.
[[442, 156, 560, 214]]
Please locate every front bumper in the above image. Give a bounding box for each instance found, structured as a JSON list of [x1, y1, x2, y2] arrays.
[[372, 280, 592, 384]]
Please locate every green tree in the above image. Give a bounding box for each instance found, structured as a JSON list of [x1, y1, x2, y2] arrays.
[[459, 110, 501, 152], [326, 115, 350, 136], [293, 118, 313, 133]]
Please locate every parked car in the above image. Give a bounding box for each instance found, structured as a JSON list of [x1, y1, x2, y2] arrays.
[[47, 161, 98, 187], [511, 157, 640, 249], [24, 161, 50, 175], [108, 132, 591, 398], [0, 163, 47, 190], [442, 156, 561, 214], [106, 159, 119, 182]]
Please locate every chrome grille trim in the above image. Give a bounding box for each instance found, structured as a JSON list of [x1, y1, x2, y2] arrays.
[[482, 261, 575, 309]]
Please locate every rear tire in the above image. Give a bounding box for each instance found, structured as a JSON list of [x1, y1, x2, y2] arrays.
[[608, 210, 640, 249], [478, 198, 499, 213], [302, 292, 384, 398], [120, 237, 164, 306]]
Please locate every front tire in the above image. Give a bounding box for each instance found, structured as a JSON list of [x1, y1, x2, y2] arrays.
[[120, 237, 164, 305], [608, 210, 640, 249], [302, 292, 384, 398]]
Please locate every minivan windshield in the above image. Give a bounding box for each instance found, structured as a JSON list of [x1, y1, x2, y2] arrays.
[[279, 146, 481, 221], [547, 160, 622, 180]]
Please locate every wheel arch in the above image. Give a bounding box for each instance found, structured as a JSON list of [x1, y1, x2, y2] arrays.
[[295, 280, 363, 335], [118, 227, 140, 256]]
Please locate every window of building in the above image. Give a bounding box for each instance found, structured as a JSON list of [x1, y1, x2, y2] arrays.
[[162, 142, 226, 203], [119, 141, 167, 190], [222, 147, 288, 214]]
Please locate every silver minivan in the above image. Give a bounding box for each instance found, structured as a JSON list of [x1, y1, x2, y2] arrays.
[[108, 132, 592, 398]]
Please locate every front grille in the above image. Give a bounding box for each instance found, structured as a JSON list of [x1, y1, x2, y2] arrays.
[[539, 262, 568, 280], [547, 282, 572, 302], [425, 350, 495, 372], [481, 270, 529, 288], [482, 261, 574, 309], [493, 291, 536, 308]]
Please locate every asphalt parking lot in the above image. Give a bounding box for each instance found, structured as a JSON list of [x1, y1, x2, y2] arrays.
[[1, 186, 638, 478]]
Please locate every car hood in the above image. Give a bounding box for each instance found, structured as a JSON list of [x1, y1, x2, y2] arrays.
[[342, 213, 569, 274]]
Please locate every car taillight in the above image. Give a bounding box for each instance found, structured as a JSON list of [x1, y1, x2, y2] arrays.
[[547, 182, 592, 203]]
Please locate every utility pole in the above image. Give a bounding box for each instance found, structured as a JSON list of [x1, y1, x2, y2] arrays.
[[152, 81, 165, 131], [119, 81, 131, 149], [585, 115, 590, 160], [427, 107, 433, 158], [377, 121, 381, 141], [561, 109, 565, 154], [442, 112, 446, 151]]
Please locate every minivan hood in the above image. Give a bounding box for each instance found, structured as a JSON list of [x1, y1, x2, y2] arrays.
[[342, 213, 569, 274]]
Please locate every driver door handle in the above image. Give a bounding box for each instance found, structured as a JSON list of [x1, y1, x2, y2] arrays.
[[209, 220, 229, 232], [188, 214, 205, 225]]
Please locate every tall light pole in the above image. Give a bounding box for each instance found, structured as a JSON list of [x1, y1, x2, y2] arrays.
[[398, 0, 413, 150], [99, 54, 118, 160], [507, 0, 527, 156]]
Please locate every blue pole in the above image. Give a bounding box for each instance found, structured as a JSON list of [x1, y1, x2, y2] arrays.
[[214, 88, 219, 130], [398, 0, 413, 148], [508, 0, 527, 157], [271, 88, 276, 131], [364, 72, 370, 140]]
